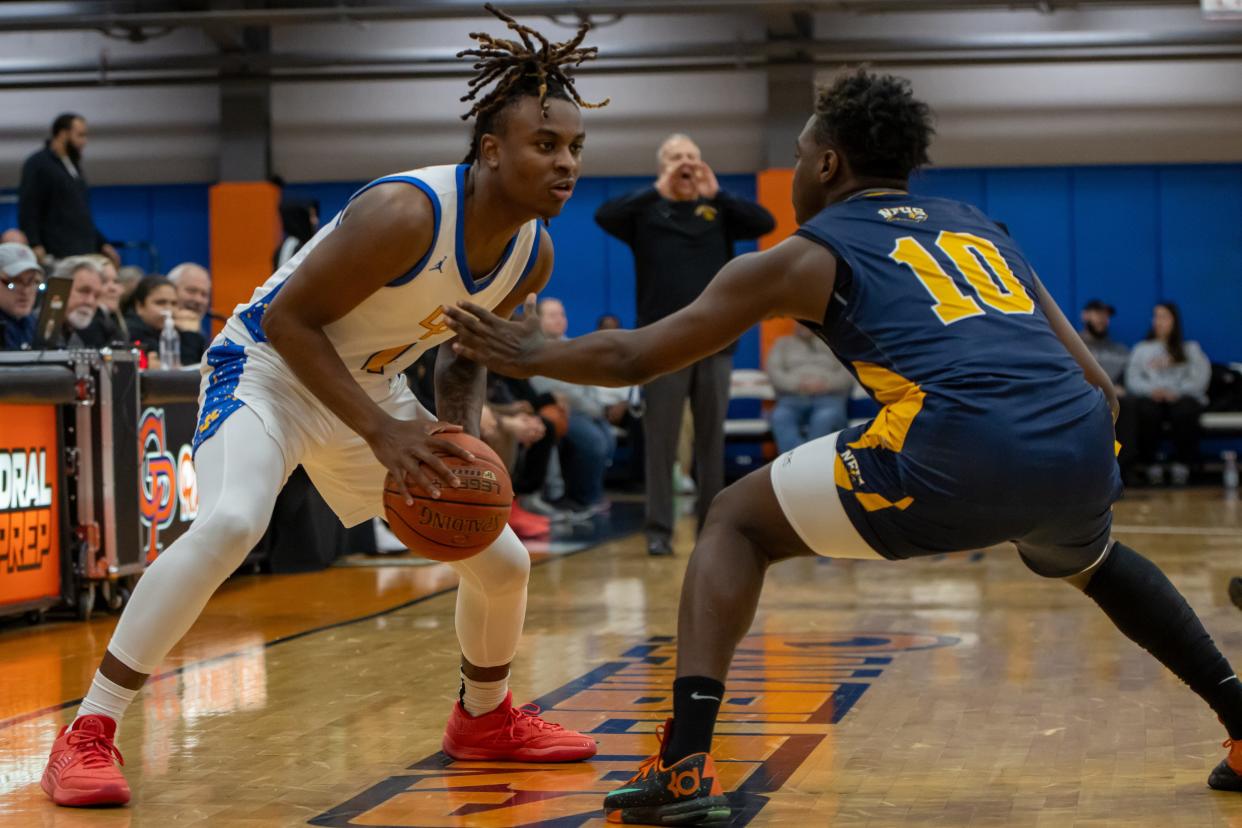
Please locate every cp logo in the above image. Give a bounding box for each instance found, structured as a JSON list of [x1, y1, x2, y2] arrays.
[[139, 407, 178, 562]]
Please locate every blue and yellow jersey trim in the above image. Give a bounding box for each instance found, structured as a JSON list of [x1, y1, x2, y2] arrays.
[[834, 361, 924, 513], [193, 339, 248, 455]]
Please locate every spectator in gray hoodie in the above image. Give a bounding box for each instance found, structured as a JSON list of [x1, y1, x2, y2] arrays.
[[1124, 301, 1210, 486], [766, 324, 855, 453], [529, 298, 613, 513]]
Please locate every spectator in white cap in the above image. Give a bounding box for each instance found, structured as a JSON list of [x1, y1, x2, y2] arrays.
[[0, 243, 45, 350]]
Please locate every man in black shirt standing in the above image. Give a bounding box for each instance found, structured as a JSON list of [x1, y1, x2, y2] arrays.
[[595, 133, 775, 556], [19, 113, 119, 267]]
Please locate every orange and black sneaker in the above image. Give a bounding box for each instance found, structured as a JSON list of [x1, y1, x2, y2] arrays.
[[41, 715, 130, 807], [1209, 737, 1242, 791], [604, 720, 730, 825]]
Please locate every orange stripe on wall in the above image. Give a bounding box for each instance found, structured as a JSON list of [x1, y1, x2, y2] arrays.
[[756, 169, 797, 364], [209, 182, 282, 337]]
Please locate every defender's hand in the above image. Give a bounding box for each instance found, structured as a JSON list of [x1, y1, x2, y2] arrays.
[[443, 295, 546, 379], [365, 417, 473, 504]]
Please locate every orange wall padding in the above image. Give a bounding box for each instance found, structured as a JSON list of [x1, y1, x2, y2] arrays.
[[756, 169, 798, 364], [209, 182, 281, 337]]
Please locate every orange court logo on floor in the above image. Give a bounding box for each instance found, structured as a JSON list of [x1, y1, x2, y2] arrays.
[[311, 631, 958, 828]]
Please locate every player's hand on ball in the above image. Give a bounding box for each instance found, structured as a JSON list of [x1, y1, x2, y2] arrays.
[[443, 295, 545, 378], [366, 417, 474, 504]]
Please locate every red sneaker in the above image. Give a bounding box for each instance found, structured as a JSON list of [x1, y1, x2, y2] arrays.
[[508, 503, 550, 539], [41, 715, 130, 807], [442, 691, 596, 762]]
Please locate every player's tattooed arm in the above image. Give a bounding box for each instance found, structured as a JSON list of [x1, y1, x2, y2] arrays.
[[445, 235, 834, 387], [434, 346, 486, 438], [436, 226, 553, 435]]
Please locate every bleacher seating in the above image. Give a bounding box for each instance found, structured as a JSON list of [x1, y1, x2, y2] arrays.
[[1203, 363, 1242, 438], [724, 369, 774, 441]]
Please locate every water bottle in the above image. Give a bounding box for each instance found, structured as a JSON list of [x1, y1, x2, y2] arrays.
[[158, 312, 180, 370], [1224, 450, 1239, 491]]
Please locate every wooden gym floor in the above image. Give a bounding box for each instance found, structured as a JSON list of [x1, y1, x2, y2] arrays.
[[1, 490, 1241, 827]]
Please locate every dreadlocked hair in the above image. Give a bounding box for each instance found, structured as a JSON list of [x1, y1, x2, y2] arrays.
[[813, 67, 934, 181], [457, 3, 609, 164]]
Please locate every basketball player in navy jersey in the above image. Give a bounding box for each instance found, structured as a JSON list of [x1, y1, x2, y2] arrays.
[[446, 68, 1242, 824], [41, 6, 607, 807]]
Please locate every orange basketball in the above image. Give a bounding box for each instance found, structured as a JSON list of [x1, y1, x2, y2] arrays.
[[382, 432, 513, 562]]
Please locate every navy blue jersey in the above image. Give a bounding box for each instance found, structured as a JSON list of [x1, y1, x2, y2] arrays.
[[796, 190, 1121, 561]]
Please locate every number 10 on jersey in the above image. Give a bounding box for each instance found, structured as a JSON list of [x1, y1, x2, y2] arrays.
[[889, 230, 1035, 325]]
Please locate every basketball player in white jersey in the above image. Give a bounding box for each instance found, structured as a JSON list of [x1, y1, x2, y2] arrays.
[[42, 6, 608, 806]]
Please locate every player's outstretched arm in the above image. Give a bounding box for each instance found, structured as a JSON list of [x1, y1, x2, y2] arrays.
[[262, 183, 472, 502], [1032, 274, 1120, 422], [443, 235, 836, 387], [434, 228, 553, 436]]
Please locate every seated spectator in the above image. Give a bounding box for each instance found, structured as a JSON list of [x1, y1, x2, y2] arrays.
[[479, 403, 551, 538], [597, 382, 636, 430], [167, 262, 212, 335], [592, 314, 643, 486], [766, 324, 853, 453], [117, 264, 144, 299], [121, 276, 206, 365], [0, 243, 44, 350], [1079, 299, 1129, 388], [53, 256, 105, 348], [1, 228, 28, 245], [89, 254, 129, 343], [1125, 301, 1210, 486], [592, 313, 637, 426], [1079, 298, 1140, 476], [487, 372, 570, 522], [481, 402, 548, 469], [404, 346, 439, 410], [530, 298, 613, 513]]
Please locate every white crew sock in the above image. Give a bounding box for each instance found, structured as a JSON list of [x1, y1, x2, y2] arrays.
[[75, 670, 139, 730], [460, 671, 509, 718]]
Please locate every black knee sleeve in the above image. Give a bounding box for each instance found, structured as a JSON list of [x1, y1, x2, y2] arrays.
[[1084, 543, 1196, 656]]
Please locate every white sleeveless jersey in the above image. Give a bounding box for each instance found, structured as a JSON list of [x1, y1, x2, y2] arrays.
[[221, 164, 541, 393]]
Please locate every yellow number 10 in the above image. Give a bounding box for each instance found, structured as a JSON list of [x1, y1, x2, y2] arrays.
[[889, 231, 1035, 326]]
